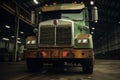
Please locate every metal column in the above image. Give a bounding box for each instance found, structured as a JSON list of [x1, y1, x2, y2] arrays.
[[13, 6, 19, 62]]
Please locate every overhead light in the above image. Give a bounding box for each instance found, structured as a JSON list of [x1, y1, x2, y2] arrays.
[[17, 38, 21, 40], [11, 36, 21, 40], [92, 27, 95, 30], [11, 36, 15, 38], [17, 41, 21, 44], [118, 21, 120, 24], [91, 32, 94, 34], [2, 38, 9, 41], [20, 31, 24, 34], [5, 25, 11, 28], [90, 1, 94, 5], [39, 11, 41, 14], [33, 0, 39, 4]]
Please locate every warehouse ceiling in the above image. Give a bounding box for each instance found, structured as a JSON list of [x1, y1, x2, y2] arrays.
[[0, 0, 120, 44], [11, 0, 120, 23]]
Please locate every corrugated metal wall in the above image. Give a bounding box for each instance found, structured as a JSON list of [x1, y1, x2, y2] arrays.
[[95, 24, 120, 59], [0, 39, 25, 61]]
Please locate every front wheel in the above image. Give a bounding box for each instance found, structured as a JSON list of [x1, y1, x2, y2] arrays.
[[53, 62, 64, 71], [26, 58, 43, 72], [82, 59, 93, 74]]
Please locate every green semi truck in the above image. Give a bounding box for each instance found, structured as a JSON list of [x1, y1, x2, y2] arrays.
[[25, 2, 98, 74]]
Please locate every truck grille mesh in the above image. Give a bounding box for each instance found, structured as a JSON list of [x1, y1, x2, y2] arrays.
[[40, 27, 55, 45], [40, 26, 72, 46], [56, 26, 71, 45]]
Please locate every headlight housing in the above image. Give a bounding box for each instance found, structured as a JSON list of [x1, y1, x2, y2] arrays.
[[26, 40, 36, 44], [27, 41, 31, 44], [31, 40, 36, 44], [77, 39, 88, 43]]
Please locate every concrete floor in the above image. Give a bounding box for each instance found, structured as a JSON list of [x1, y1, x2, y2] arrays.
[[0, 60, 120, 80]]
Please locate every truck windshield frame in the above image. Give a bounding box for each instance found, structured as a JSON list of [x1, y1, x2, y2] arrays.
[[41, 9, 84, 21]]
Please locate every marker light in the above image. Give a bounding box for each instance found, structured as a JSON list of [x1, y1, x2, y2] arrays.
[[2, 38, 9, 41], [53, 19, 58, 25], [91, 32, 94, 34], [62, 51, 68, 57], [20, 31, 24, 34], [92, 27, 95, 30], [5, 25, 11, 28], [17, 41, 21, 44], [41, 51, 47, 57], [33, 0, 39, 4], [90, 1, 94, 5]]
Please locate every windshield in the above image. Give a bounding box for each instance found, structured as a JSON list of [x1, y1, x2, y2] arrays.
[[61, 12, 84, 21], [41, 10, 84, 21]]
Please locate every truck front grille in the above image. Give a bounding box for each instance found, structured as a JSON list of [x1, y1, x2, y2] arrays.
[[39, 26, 72, 46], [40, 27, 55, 45], [56, 26, 72, 45]]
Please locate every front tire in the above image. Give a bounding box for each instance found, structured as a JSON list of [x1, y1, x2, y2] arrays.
[[82, 59, 93, 74], [26, 58, 43, 72], [53, 62, 64, 71]]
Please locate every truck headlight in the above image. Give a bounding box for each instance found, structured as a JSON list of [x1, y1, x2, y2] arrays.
[[82, 39, 88, 43], [77, 39, 88, 43], [27, 41, 31, 44], [31, 40, 36, 44], [78, 39, 82, 43], [26, 40, 36, 44]]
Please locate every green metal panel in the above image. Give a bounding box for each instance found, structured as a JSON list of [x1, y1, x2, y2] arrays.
[[74, 21, 86, 37], [73, 9, 93, 49], [38, 7, 93, 49], [74, 36, 93, 48]]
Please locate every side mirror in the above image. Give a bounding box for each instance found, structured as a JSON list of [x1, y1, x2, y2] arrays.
[[31, 11, 35, 24], [33, 28, 38, 36], [92, 6, 98, 23]]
